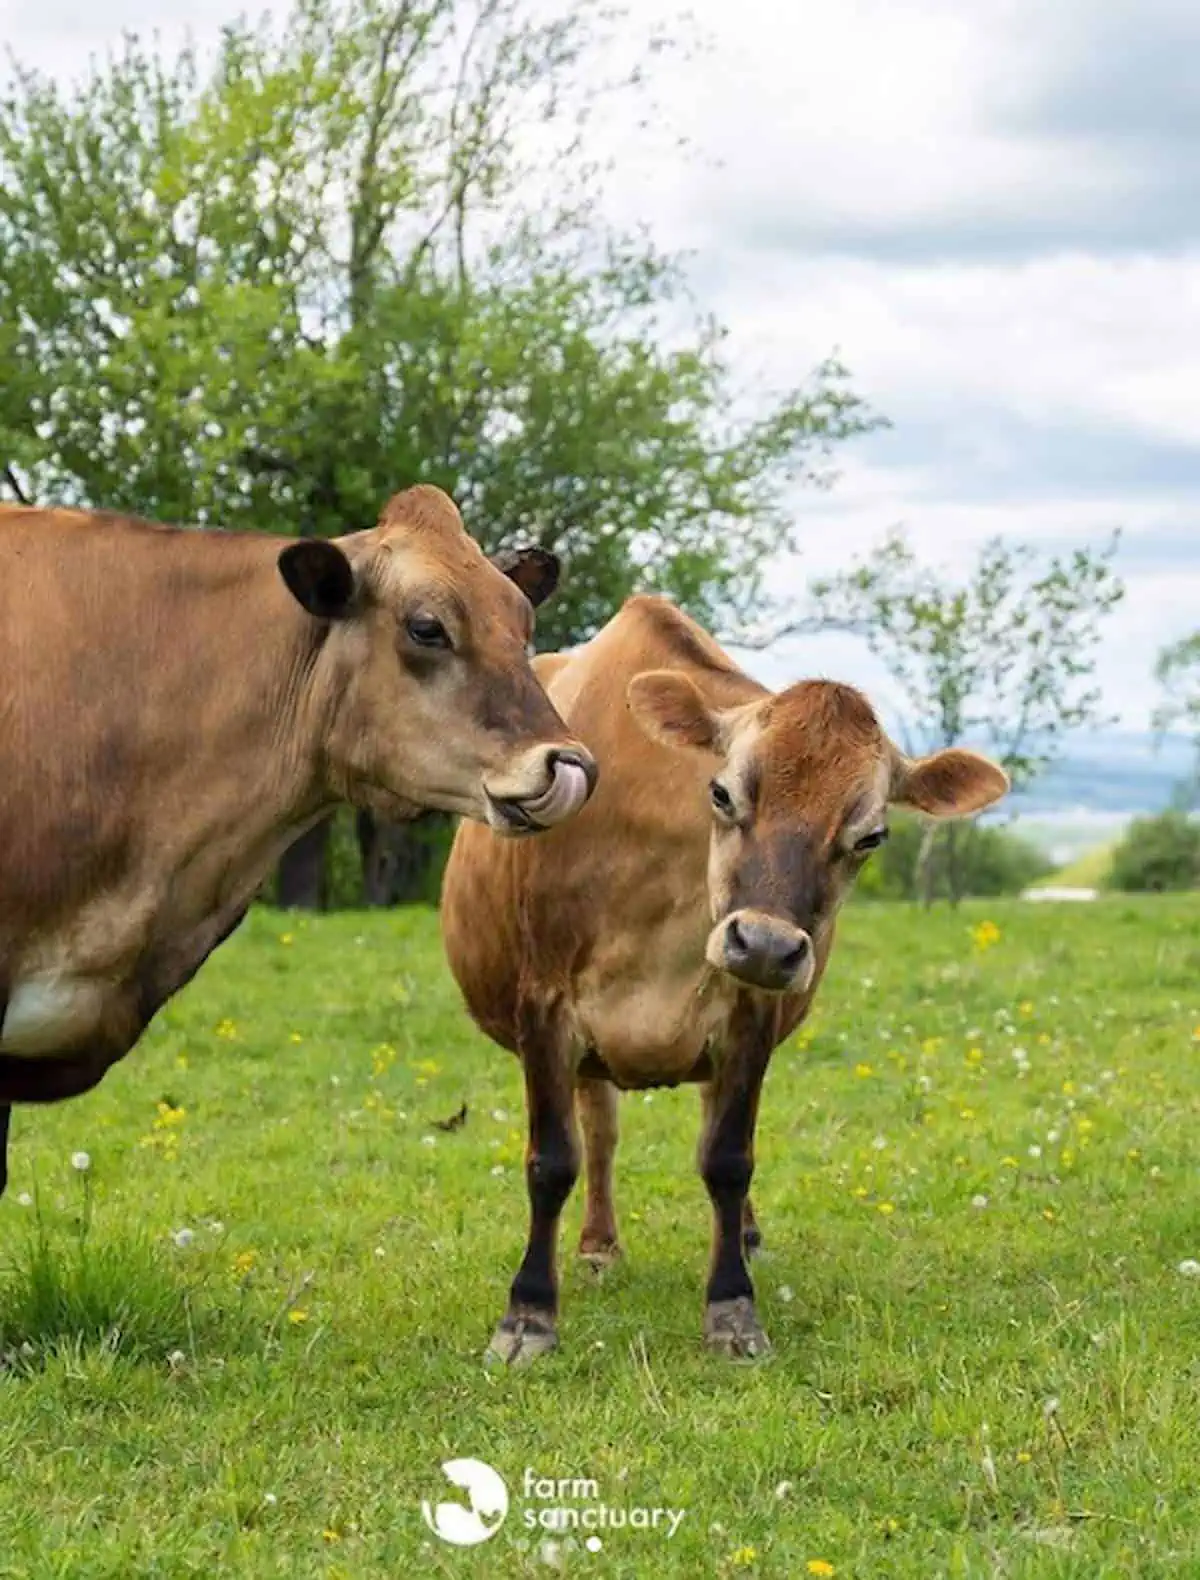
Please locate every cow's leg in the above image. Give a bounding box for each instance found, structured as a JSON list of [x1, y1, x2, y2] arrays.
[[488, 1028, 580, 1366], [0, 1106, 10, 1198], [576, 1076, 621, 1270], [701, 1080, 763, 1257], [698, 1031, 773, 1359]]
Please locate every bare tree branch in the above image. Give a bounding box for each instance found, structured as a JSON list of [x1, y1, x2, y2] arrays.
[[716, 612, 871, 651], [2, 464, 31, 504]]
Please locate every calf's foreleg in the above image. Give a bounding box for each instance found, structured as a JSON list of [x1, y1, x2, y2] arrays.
[[488, 1025, 580, 1366], [0, 1105, 9, 1198], [698, 1025, 773, 1359], [702, 1080, 763, 1256]]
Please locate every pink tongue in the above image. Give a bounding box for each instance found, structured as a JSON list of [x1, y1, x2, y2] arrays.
[[525, 762, 590, 826]]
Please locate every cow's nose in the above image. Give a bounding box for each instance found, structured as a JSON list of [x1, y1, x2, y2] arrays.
[[546, 746, 599, 798], [484, 741, 598, 833], [719, 912, 812, 992]]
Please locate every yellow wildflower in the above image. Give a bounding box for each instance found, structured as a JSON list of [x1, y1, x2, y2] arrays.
[[807, 1563, 836, 1578], [877, 1201, 895, 1216], [971, 920, 1000, 951], [1016, 1450, 1032, 1464], [233, 1250, 258, 1276], [730, 1546, 757, 1567], [288, 1309, 309, 1325], [854, 1063, 873, 1079]]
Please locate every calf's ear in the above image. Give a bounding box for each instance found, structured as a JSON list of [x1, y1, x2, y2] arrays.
[[278, 539, 358, 620], [492, 546, 560, 609], [627, 670, 721, 751], [892, 747, 1010, 818]]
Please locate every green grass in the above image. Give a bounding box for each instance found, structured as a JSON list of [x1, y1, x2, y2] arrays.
[[1033, 844, 1116, 889], [3, 897, 1200, 1579]]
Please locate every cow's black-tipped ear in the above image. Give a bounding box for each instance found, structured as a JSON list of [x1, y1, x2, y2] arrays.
[[492, 546, 560, 609], [278, 539, 357, 620]]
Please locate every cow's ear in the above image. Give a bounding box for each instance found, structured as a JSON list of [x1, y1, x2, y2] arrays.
[[278, 539, 357, 620], [492, 546, 560, 609], [627, 670, 721, 751], [892, 747, 1010, 818]]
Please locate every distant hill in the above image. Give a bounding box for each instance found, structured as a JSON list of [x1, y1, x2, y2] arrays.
[[993, 729, 1195, 864]]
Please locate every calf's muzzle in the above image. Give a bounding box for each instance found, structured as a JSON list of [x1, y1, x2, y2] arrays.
[[708, 909, 814, 993]]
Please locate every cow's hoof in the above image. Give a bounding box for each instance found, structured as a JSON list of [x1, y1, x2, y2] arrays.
[[743, 1224, 763, 1258], [704, 1297, 771, 1360], [486, 1310, 559, 1367], [579, 1237, 622, 1275]]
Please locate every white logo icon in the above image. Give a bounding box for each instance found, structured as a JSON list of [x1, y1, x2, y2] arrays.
[[421, 1457, 510, 1546]]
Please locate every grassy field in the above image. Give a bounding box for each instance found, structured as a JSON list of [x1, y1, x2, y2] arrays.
[[2, 897, 1200, 1579], [1031, 845, 1116, 890]]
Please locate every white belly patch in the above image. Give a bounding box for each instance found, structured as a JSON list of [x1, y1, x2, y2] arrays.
[[0, 976, 105, 1058]]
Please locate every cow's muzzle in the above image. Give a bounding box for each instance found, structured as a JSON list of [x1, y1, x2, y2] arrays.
[[484, 746, 597, 835], [707, 909, 814, 994]]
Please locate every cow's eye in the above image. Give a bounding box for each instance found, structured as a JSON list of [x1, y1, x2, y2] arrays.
[[710, 781, 735, 818], [853, 827, 889, 854], [406, 614, 450, 649]]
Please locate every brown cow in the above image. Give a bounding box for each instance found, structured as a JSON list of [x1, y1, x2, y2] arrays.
[[0, 485, 596, 1193], [441, 594, 1008, 1362]]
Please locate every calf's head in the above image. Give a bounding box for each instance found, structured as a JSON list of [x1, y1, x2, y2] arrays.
[[628, 671, 1009, 993], [278, 484, 595, 833]]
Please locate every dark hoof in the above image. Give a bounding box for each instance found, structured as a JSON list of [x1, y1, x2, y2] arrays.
[[704, 1296, 771, 1359], [486, 1310, 559, 1367], [579, 1237, 622, 1274], [743, 1223, 763, 1258]]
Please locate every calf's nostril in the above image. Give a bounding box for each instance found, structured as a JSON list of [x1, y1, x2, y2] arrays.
[[725, 917, 748, 959], [779, 939, 808, 974]]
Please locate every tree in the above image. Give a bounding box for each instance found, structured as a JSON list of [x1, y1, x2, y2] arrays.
[[1153, 632, 1200, 808], [1108, 810, 1200, 893], [802, 529, 1125, 905], [0, 0, 879, 905]]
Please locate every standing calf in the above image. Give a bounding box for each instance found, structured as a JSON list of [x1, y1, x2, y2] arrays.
[[442, 595, 1008, 1362]]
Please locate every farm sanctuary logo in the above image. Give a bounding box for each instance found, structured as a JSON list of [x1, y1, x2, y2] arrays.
[[421, 1458, 687, 1552]]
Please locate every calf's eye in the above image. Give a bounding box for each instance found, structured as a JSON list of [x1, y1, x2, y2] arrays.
[[406, 613, 450, 649], [853, 827, 889, 854], [709, 780, 735, 818]]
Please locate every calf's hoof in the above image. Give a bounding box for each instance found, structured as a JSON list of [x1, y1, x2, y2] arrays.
[[579, 1236, 622, 1275], [704, 1296, 771, 1360], [486, 1309, 559, 1368]]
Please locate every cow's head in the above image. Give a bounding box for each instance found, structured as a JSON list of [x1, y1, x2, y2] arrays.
[[627, 671, 1008, 993], [278, 485, 596, 833]]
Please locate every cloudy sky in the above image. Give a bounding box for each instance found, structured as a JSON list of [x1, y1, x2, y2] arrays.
[[3, 0, 1197, 731]]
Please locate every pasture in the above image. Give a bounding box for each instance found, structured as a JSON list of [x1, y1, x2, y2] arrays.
[[2, 896, 1199, 1578]]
